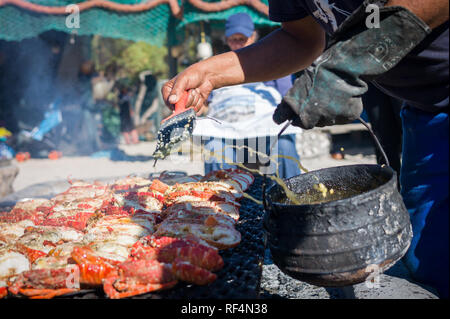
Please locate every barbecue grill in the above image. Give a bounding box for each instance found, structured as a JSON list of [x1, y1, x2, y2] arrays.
[[1, 175, 267, 299]]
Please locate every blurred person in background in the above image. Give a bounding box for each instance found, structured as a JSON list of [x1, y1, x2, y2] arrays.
[[77, 60, 102, 154], [116, 78, 139, 145], [200, 13, 301, 179]]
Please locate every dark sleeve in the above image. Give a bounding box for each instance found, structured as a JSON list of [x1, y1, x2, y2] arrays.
[[268, 0, 310, 22]]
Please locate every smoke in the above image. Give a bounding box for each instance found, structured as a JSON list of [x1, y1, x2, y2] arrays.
[[1, 32, 105, 156], [0, 32, 66, 128]]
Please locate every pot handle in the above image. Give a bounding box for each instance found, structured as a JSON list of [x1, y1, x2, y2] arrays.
[[262, 174, 273, 234], [262, 120, 293, 212], [358, 116, 390, 167], [262, 174, 278, 214], [262, 174, 270, 212]]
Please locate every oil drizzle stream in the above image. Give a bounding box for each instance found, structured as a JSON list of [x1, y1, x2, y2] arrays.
[[208, 144, 304, 205], [160, 140, 312, 206]]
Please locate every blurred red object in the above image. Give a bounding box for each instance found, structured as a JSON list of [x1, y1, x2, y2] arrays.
[[48, 151, 62, 160], [331, 152, 345, 160], [16, 152, 30, 162]]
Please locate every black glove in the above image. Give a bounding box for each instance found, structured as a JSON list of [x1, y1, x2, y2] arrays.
[[273, 0, 431, 129]]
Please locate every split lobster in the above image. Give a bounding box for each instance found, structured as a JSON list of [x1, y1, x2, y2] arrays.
[[7, 235, 224, 299]]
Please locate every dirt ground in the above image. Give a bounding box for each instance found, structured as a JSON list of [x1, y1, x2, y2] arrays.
[[11, 141, 204, 193]]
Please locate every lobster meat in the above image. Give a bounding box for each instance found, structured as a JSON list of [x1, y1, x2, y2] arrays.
[[130, 235, 224, 271], [162, 201, 240, 221], [164, 189, 240, 207], [0, 168, 254, 299], [102, 259, 178, 299], [7, 236, 224, 299], [8, 266, 80, 299], [168, 181, 244, 200], [103, 235, 224, 298], [0, 199, 53, 225], [202, 168, 255, 192], [0, 286, 7, 298], [155, 220, 241, 250]]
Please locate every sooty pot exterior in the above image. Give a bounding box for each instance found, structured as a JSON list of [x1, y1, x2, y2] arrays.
[[263, 164, 412, 287]]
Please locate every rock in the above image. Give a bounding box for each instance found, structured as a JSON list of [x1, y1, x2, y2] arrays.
[[296, 130, 331, 159], [350, 274, 438, 299], [260, 249, 439, 299], [0, 161, 19, 198]]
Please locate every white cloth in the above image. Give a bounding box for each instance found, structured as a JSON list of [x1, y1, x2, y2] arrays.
[[193, 82, 301, 139]]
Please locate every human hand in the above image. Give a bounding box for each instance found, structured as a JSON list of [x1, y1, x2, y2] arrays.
[[161, 63, 215, 113]]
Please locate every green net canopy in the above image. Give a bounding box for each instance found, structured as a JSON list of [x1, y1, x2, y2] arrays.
[[0, 0, 277, 46], [181, 0, 277, 29]]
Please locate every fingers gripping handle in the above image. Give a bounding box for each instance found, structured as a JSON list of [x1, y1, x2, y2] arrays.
[[173, 90, 190, 113], [162, 91, 190, 123]]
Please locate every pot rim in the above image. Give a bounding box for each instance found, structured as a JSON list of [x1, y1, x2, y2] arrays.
[[265, 164, 397, 209]]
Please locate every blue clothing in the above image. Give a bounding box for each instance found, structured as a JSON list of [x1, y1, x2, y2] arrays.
[[264, 76, 302, 179], [264, 75, 294, 97], [400, 106, 449, 298], [204, 80, 301, 179], [204, 135, 301, 179], [268, 0, 449, 113], [204, 137, 237, 173], [275, 134, 301, 179]]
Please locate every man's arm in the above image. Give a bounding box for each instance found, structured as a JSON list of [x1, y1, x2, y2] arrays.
[[162, 16, 325, 111], [233, 16, 325, 84], [387, 0, 449, 29]]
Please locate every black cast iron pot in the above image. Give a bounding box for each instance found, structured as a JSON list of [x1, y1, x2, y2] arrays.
[[263, 164, 412, 287]]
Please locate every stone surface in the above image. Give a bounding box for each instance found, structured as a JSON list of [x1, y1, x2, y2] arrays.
[[0, 162, 19, 198], [260, 249, 439, 299], [296, 129, 331, 159]]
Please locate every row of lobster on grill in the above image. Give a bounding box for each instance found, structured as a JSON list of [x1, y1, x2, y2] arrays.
[[0, 168, 254, 299]]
